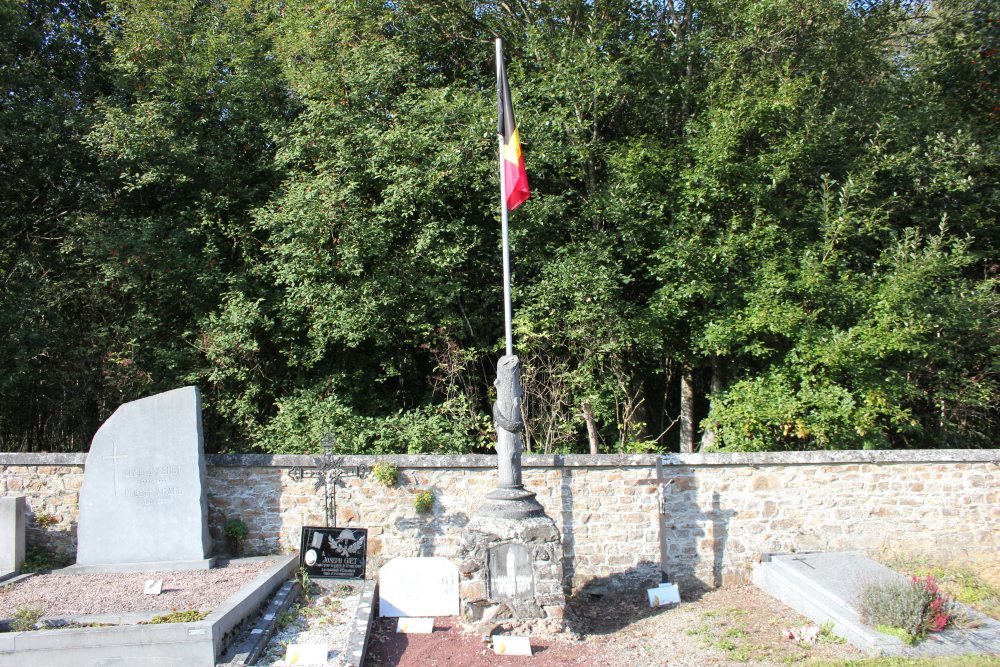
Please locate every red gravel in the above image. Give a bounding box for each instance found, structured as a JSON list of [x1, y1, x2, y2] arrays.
[[365, 617, 599, 666]]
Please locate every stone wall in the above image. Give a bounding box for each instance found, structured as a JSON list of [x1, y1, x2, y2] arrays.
[[1, 450, 996, 593]]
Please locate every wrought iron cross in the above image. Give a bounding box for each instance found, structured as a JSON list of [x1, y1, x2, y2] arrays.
[[287, 432, 367, 526]]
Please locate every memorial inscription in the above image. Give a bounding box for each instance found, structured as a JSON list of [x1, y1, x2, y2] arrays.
[[487, 543, 534, 601], [299, 527, 367, 579], [75, 386, 212, 569]]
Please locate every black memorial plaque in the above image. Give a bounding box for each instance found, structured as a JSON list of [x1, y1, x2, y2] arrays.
[[299, 526, 367, 579]]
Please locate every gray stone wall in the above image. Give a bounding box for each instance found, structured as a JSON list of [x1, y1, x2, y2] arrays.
[[0, 450, 996, 592]]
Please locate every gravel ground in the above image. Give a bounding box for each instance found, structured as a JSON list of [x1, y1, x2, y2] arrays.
[[0, 560, 273, 617], [259, 581, 363, 666]]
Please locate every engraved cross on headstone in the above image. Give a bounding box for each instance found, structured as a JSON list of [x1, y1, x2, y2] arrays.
[[102, 441, 128, 497], [287, 432, 367, 526]]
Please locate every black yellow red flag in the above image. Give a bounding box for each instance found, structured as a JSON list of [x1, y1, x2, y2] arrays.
[[497, 43, 529, 211]]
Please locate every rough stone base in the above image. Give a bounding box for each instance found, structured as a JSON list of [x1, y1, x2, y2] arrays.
[[458, 513, 566, 632]]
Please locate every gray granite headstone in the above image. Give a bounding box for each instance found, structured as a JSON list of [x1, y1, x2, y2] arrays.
[[487, 543, 534, 601], [75, 386, 212, 571], [0, 496, 25, 579]]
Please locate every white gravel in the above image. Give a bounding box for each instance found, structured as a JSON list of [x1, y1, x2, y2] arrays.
[[259, 582, 362, 667], [0, 561, 273, 617]]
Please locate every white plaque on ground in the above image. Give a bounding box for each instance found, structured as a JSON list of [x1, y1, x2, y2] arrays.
[[144, 579, 163, 595], [283, 643, 328, 665], [493, 636, 532, 656], [379, 557, 459, 617], [647, 582, 680, 607], [396, 617, 434, 633]]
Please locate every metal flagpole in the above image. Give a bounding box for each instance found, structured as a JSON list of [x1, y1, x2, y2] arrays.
[[497, 37, 513, 357]]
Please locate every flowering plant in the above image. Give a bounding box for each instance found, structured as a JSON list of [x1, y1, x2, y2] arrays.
[[858, 574, 954, 644]]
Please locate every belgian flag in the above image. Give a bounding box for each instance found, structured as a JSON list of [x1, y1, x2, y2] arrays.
[[497, 41, 530, 211]]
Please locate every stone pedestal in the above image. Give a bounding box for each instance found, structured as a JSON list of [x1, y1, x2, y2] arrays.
[[458, 514, 565, 627]]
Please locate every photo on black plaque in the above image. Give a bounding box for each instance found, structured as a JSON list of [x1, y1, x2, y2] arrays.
[[298, 526, 367, 579]]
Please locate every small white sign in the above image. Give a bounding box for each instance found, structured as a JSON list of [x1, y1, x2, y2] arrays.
[[492, 635, 532, 656], [378, 557, 459, 617], [647, 582, 680, 607], [144, 579, 163, 595], [395, 617, 434, 634], [283, 643, 328, 665]]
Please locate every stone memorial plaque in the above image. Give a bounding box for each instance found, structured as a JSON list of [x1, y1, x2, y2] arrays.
[[487, 543, 534, 601], [493, 636, 532, 656], [144, 579, 163, 595], [283, 643, 328, 664], [299, 527, 366, 579], [76, 386, 211, 568], [395, 617, 434, 634], [379, 557, 459, 617]]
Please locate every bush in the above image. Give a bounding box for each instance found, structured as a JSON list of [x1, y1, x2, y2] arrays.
[[22, 545, 71, 573], [859, 575, 954, 643], [371, 461, 399, 487], [10, 606, 43, 632], [224, 518, 249, 555], [413, 489, 434, 513]]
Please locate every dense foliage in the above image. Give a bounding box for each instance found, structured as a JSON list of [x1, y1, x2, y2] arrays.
[[1, 0, 996, 454]]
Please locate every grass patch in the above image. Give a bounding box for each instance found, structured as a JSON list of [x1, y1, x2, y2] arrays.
[[691, 607, 774, 662], [143, 610, 208, 624], [808, 657, 1000, 667], [887, 557, 1000, 621], [818, 621, 846, 644]]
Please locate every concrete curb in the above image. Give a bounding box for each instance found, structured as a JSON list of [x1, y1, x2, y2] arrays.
[[217, 578, 302, 666], [343, 580, 377, 667]]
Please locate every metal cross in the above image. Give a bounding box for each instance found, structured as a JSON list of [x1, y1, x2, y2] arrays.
[[287, 432, 367, 526], [792, 556, 816, 569]]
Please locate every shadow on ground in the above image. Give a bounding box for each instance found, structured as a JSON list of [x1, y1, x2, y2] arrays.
[[563, 562, 716, 636]]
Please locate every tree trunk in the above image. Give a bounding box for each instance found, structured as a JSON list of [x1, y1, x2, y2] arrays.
[[679, 367, 695, 453], [700, 354, 726, 451], [582, 400, 599, 455]]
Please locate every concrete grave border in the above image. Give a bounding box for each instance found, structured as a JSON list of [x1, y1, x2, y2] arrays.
[[0, 554, 298, 667]]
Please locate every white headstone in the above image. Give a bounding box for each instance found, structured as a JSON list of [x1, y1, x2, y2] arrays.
[[76, 386, 212, 568], [144, 579, 163, 595], [378, 557, 459, 617]]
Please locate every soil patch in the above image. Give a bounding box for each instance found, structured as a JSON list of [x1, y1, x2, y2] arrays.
[[365, 585, 866, 666]]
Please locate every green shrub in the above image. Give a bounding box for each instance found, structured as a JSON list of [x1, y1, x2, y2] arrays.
[[224, 518, 249, 555], [22, 546, 71, 573], [371, 461, 399, 487], [413, 489, 434, 513], [10, 606, 43, 632]]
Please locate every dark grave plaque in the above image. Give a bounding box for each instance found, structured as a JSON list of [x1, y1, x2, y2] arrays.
[[487, 543, 534, 601], [299, 526, 367, 579]]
